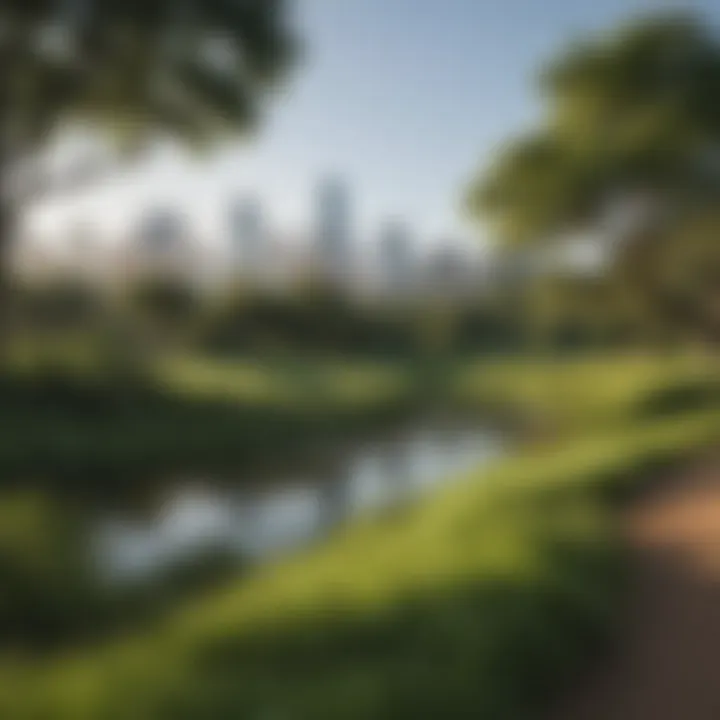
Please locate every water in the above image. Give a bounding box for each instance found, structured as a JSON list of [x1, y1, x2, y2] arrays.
[[93, 421, 506, 585]]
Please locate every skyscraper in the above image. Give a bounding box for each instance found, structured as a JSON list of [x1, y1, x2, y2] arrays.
[[378, 220, 414, 295], [133, 207, 192, 280], [230, 197, 264, 279], [67, 220, 104, 282], [139, 207, 185, 256], [316, 177, 352, 284]]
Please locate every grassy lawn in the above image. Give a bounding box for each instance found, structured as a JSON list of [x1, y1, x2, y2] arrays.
[[156, 355, 416, 408], [1, 356, 719, 718], [452, 352, 719, 430]]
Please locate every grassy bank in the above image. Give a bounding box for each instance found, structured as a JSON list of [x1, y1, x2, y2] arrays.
[[2, 402, 719, 718], [452, 353, 720, 431]]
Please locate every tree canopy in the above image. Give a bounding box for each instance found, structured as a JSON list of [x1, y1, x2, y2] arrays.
[[467, 12, 720, 345], [0, 0, 296, 157], [467, 13, 720, 248], [0, 0, 298, 345]]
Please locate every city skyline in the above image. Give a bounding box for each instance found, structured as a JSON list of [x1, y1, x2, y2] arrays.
[[24, 174, 480, 262], [27, 0, 716, 255], [17, 174, 486, 298]]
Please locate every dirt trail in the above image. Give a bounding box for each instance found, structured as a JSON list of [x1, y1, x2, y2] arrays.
[[553, 458, 720, 720]]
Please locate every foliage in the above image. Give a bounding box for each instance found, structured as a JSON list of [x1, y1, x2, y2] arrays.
[[468, 13, 720, 247], [0, 492, 106, 651], [7, 277, 536, 362], [467, 12, 720, 342], [10, 278, 104, 335], [201, 289, 528, 358], [612, 205, 720, 343], [123, 276, 205, 350], [0, 357, 419, 480], [0, 352, 712, 480], [0, 0, 296, 156], [0, 0, 298, 352]]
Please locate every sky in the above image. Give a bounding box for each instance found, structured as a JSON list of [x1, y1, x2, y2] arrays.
[[30, 0, 720, 255]]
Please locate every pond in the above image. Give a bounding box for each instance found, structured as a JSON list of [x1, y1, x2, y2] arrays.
[[91, 418, 506, 586]]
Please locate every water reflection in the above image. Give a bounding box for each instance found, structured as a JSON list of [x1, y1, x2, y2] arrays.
[[94, 423, 505, 584]]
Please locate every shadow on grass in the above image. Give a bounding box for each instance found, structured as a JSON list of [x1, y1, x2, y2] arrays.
[[0, 367, 419, 493]]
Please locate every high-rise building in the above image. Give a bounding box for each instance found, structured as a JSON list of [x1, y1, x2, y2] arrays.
[[139, 207, 185, 256], [66, 220, 105, 283], [230, 197, 264, 278], [378, 220, 414, 294], [316, 177, 352, 283], [132, 207, 193, 279]]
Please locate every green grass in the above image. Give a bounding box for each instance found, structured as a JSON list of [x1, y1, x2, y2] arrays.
[[2, 403, 719, 718], [156, 354, 417, 409], [452, 352, 719, 430]]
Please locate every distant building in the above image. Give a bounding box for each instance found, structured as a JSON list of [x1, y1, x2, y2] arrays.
[[10, 229, 52, 281], [230, 197, 264, 280], [316, 177, 353, 284], [12, 220, 110, 285], [140, 208, 185, 254], [377, 220, 414, 296], [65, 221, 106, 282], [129, 207, 195, 281]]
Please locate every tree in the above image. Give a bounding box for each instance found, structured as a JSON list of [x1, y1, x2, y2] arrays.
[[13, 276, 103, 334], [125, 275, 203, 349], [468, 13, 720, 245], [0, 0, 297, 343], [466, 13, 720, 343]]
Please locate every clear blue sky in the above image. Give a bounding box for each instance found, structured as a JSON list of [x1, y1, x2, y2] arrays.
[[34, 0, 720, 251]]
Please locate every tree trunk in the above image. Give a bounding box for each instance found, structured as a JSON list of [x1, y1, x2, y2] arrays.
[[0, 186, 14, 364]]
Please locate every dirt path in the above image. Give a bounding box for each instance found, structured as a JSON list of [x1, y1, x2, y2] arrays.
[[553, 458, 720, 720]]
